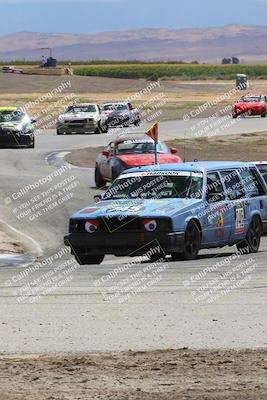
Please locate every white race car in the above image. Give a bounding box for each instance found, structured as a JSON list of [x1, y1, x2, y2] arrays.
[[57, 103, 108, 135]]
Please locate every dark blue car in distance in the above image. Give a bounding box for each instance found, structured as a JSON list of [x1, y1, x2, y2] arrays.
[[64, 162, 267, 265]]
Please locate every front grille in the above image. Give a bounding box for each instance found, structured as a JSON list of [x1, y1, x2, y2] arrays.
[[100, 217, 142, 232], [65, 119, 88, 124], [69, 217, 172, 233], [0, 129, 15, 135]]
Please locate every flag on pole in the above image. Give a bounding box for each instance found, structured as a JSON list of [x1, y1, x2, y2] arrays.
[[146, 122, 159, 164], [146, 122, 158, 142]]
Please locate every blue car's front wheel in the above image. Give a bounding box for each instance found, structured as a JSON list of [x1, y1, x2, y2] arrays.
[[172, 220, 201, 261], [74, 253, 105, 265]]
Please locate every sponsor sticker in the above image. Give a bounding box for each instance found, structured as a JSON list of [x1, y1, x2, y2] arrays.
[[105, 205, 145, 213], [215, 212, 225, 239], [123, 139, 152, 144], [119, 171, 203, 179], [235, 204, 245, 234]]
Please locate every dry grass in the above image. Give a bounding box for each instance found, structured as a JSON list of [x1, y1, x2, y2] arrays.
[[65, 133, 267, 168]]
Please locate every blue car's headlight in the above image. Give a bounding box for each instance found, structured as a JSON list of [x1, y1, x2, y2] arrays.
[[143, 218, 157, 232]]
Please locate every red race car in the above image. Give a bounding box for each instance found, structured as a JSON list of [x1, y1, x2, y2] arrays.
[[232, 95, 267, 118], [95, 135, 183, 187]]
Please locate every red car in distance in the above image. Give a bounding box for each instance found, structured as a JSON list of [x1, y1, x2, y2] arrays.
[[94, 135, 183, 188], [232, 95, 267, 118]]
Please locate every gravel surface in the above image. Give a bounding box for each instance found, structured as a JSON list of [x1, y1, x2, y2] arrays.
[[0, 349, 266, 400]]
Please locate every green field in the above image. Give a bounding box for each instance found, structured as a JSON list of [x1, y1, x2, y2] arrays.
[[73, 64, 267, 80], [1, 61, 267, 80]]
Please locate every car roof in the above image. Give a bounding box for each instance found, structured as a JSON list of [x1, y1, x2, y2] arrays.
[[69, 103, 97, 107], [124, 161, 256, 174], [0, 106, 19, 111], [253, 161, 267, 165], [102, 102, 128, 105]]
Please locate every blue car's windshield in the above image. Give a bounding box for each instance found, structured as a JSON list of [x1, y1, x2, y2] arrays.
[[104, 172, 203, 200]]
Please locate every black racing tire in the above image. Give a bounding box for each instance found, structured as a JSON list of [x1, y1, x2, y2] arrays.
[[74, 254, 104, 265], [94, 123, 102, 135], [112, 167, 120, 181], [57, 129, 63, 135], [232, 113, 237, 119], [148, 252, 166, 261], [261, 113, 266, 118], [147, 243, 166, 261], [95, 166, 106, 188], [236, 216, 262, 254], [134, 118, 141, 126], [101, 124, 109, 133], [28, 137, 35, 148], [172, 220, 201, 261]]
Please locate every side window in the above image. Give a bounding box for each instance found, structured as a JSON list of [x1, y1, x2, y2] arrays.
[[259, 169, 267, 185], [206, 172, 225, 203], [239, 168, 266, 197], [220, 170, 245, 200]]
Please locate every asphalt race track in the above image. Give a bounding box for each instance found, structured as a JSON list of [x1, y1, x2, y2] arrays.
[[0, 119, 266, 353]]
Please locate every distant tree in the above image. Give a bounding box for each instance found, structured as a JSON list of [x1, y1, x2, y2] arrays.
[[232, 57, 240, 64], [222, 58, 232, 64], [191, 60, 199, 64]]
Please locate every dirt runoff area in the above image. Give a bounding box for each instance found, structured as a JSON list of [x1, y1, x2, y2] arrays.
[[0, 231, 26, 254], [65, 132, 267, 168], [0, 349, 266, 400]]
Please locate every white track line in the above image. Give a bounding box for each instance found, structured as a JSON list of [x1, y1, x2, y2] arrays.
[[45, 151, 93, 171]]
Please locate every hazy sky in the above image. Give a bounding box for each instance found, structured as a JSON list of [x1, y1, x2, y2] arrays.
[[1, 0, 267, 34]]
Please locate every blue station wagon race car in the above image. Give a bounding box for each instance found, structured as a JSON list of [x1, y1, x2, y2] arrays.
[[64, 162, 267, 265]]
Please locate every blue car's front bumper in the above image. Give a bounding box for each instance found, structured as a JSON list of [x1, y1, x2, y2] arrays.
[[64, 231, 185, 257]]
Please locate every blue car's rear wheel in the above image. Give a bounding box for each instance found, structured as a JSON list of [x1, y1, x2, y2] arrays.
[[237, 216, 261, 253]]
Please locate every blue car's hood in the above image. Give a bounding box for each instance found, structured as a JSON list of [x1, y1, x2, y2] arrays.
[[71, 198, 202, 219]]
